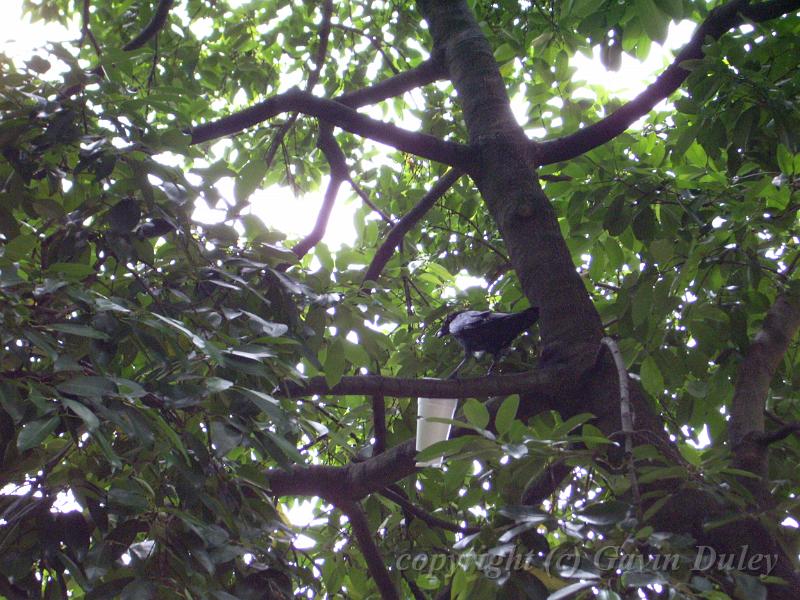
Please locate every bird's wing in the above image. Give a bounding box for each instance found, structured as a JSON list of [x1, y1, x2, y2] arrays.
[[449, 310, 492, 334]]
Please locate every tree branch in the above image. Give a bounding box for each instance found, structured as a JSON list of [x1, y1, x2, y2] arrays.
[[268, 439, 418, 501], [757, 422, 800, 446], [380, 488, 480, 534], [80, 0, 103, 64], [289, 125, 346, 259], [372, 394, 387, 454], [275, 363, 575, 400], [535, 0, 800, 166], [123, 0, 174, 51], [253, 0, 335, 216], [340, 501, 401, 600], [346, 176, 394, 223], [361, 168, 463, 286], [338, 58, 446, 108], [190, 87, 472, 169], [601, 337, 641, 514]]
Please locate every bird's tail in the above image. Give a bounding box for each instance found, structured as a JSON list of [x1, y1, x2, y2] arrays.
[[517, 307, 540, 329]]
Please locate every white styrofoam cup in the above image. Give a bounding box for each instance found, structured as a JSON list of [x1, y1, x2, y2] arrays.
[[416, 397, 458, 467]]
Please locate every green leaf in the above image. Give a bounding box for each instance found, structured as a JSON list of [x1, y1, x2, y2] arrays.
[[206, 377, 234, 392], [108, 198, 141, 233], [639, 356, 664, 397], [463, 398, 490, 430], [61, 397, 100, 431], [495, 394, 519, 435], [234, 160, 266, 205], [45, 263, 96, 280], [324, 339, 346, 388], [415, 435, 473, 463], [4, 234, 37, 261], [57, 376, 117, 398], [46, 323, 110, 340], [575, 500, 630, 525], [150, 313, 207, 350], [17, 416, 60, 451], [638, 465, 687, 484], [636, 0, 668, 43], [777, 144, 795, 175], [494, 43, 516, 64]]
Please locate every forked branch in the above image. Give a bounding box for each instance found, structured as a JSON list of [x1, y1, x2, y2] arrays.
[[190, 88, 472, 168]]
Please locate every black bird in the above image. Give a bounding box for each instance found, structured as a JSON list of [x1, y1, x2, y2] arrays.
[[437, 307, 540, 378]]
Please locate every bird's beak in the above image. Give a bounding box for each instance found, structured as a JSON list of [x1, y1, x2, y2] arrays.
[[436, 327, 447, 338]]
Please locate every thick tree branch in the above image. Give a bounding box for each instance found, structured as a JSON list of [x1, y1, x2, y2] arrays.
[[340, 501, 400, 600], [361, 168, 463, 286], [290, 125, 346, 259], [535, 0, 800, 165], [266, 351, 598, 501], [268, 439, 417, 500], [275, 361, 580, 399], [123, 0, 174, 51], [730, 291, 800, 479], [190, 87, 472, 169]]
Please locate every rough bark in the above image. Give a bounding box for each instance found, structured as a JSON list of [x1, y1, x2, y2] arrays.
[[417, 0, 603, 350], [730, 292, 800, 491]]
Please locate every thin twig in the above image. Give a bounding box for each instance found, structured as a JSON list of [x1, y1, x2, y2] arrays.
[[361, 169, 463, 286], [346, 175, 394, 224], [600, 336, 641, 515], [380, 488, 480, 534], [80, 0, 104, 69]]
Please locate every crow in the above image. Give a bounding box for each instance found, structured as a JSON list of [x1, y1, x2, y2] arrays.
[[437, 307, 540, 378]]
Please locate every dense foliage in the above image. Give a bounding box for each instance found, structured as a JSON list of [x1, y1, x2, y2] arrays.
[[1, 0, 799, 599]]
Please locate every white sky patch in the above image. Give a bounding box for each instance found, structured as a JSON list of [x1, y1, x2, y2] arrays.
[[190, 176, 360, 250], [571, 20, 696, 100], [52, 489, 82, 513], [781, 517, 799, 528], [682, 424, 711, 449], [455, 270, 487, 290], [282, 498, 326, 549], [0, 1, 75, 61]]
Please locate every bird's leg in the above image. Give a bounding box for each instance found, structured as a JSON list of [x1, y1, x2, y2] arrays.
[[487, 350, 506, 375], [447, 354, 471, 379], [487, 358, 498, 375]]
